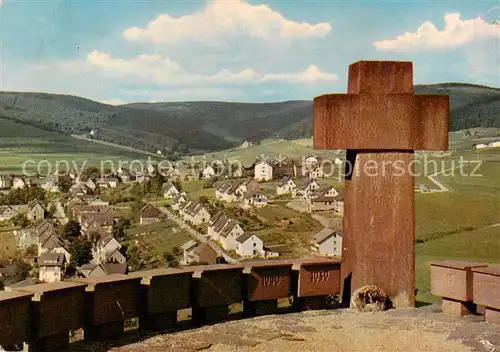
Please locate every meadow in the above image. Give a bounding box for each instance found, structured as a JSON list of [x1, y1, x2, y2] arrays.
[[0, 119, 157, 174]]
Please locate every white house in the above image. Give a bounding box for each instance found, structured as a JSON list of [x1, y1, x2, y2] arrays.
[[96, 178, 118, 189], [202, 165, 216, 179], [0, 205, 18, 222], [309, 188, 344, 214], [172, 191, 188, 210], [0, 175, 12, 190], [243, 193, 268, 208], [180, 201, 210, 225], [304, 156, 320, 168], [84, 179, 97, 191], [139, 204, 161, 225], [38, 252, 65, 282], [163, 182, 179, 199], [308, 165, 325, 179], [180, 240, 198, 265], [12, 177, 27, 190], [92, 234, 123, 265], [473, 143, 488, 149], [26, 200, 46, 222], [38, 232, 72, 263], [80, 195, 109, 206], [41, 177, 60, 193], [276, 176, 297, 196], [207, 211, 230, 241], [47, 199, 68, 225], [254, 161, 273, 182], [215, 182, 241, 203], [311, 228, 342, 257], [218, 220, 245, 251], [297, 179, 320, 199], [235, 233, 264, 258]]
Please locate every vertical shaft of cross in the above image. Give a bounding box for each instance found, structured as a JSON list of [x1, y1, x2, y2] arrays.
[[314, 61, 449, 308], [343, 151, 416, 307]]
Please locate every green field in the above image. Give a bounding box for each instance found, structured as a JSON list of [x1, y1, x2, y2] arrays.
[[413, 138, 500, 303], [0, 119, 158, 174], [123, 219, 190, 268]]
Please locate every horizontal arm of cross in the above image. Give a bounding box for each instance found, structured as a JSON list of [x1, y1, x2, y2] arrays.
[[314, 93, 449, 151]]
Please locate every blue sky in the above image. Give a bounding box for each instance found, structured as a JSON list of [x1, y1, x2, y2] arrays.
[[0, 0, 498, 104]]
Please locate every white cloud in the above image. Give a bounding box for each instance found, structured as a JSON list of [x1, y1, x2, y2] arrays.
[[100, 98, 128, 106], [86, 51, 337, 85], [374, 13, 500, 52], [123, 0, 331, 44]]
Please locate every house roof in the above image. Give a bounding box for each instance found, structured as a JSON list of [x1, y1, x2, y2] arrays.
[[278, 176, 292, 187], [312, 228, 337, 244], [192, 243, 218, 264], [27, 200, 45, 212], [84, 221, 108, 237], [80, 263, 96, 271], [217, 181, 233, 193], [241, 177, 256, 186], [40, 233, 66, 250], [209, 210, 224, 225], [219, 220, 239, 238], [39, 252, 65, 266], [81, 212, 116, 227], [0, 264, 18, 275], [181, 240, 198, 252], [0, 205, 15, 215], [173, 192, 188, 204], [5, 278, 40, 289], [140, 204, 161, 218], [212, 214, 231, 233], [36, 219, 52, 231], [102, 263, 127, 275], [162, 181, 176, 191], [298, 178, 316, 190], [97, 234, 117, 247], [236, 232, 258, 244], [38, 226, 57, 244], [183, 202, 206, 217], [73, 205, 111, 215]]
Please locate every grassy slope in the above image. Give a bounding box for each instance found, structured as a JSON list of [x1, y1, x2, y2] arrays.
[[0, 119, 151, 174], [413, 140, 500, 303]]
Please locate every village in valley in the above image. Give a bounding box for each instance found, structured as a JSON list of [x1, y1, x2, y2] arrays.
[[0, 153, 347, 289]]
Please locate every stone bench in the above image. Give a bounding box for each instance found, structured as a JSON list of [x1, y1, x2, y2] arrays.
[[430, 260, 487, 315], [472, 266, 500, 325]]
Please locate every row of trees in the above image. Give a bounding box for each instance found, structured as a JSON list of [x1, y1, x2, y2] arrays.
[[0, 185, 46, 206]]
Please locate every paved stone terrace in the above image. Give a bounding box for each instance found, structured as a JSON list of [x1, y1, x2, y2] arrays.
[[69, 305, 500, 351]]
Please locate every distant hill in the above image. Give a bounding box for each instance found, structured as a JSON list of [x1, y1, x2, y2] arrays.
[[1, 83, 499, 153]]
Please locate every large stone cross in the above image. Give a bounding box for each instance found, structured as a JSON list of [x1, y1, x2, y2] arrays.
[[314, 61, 449, 308]]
